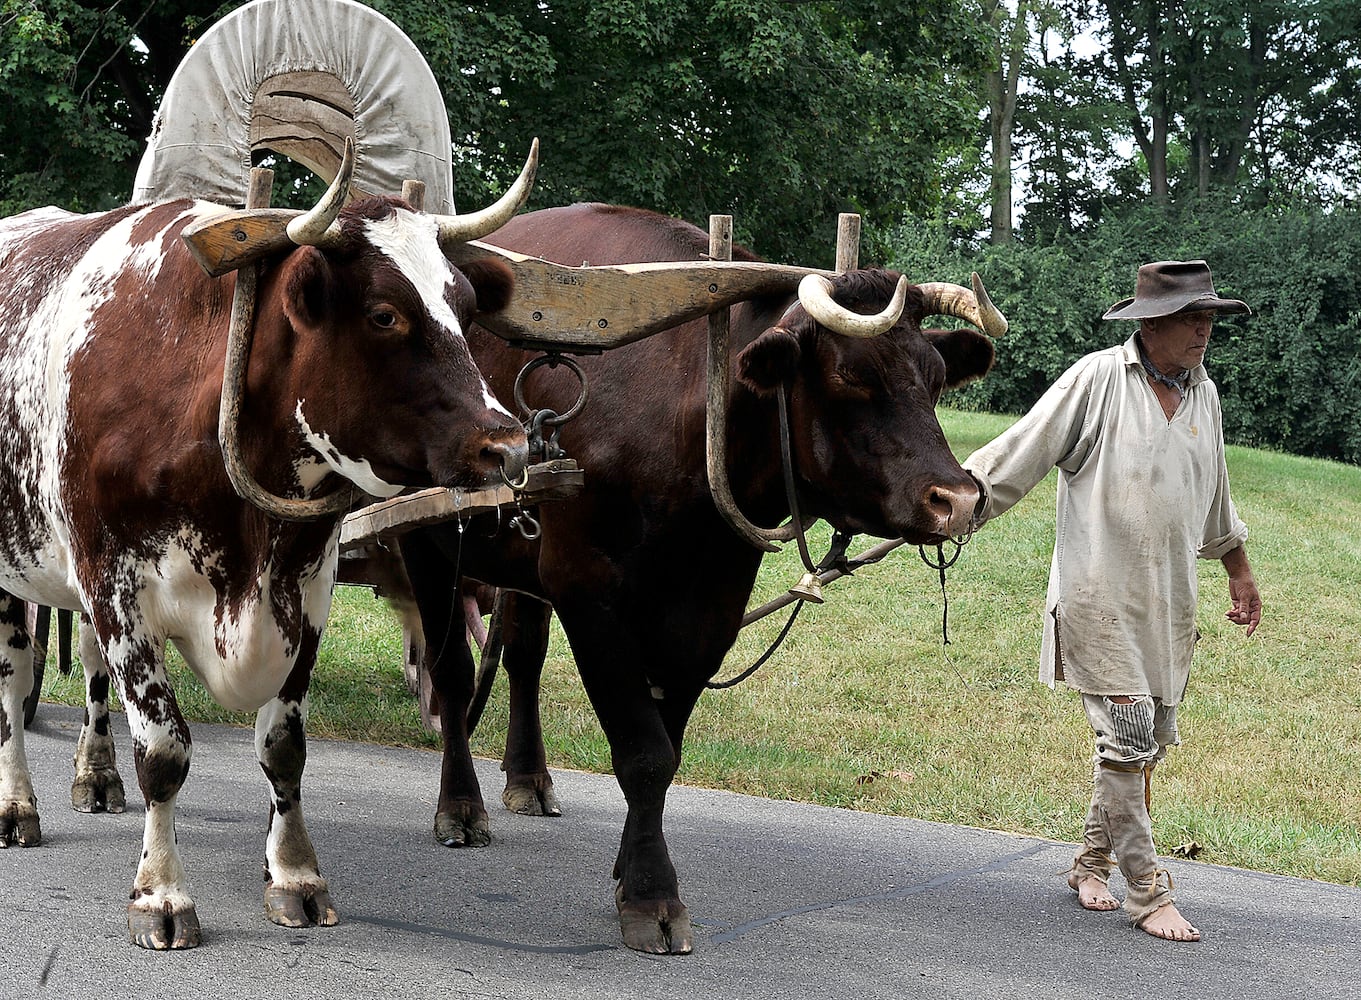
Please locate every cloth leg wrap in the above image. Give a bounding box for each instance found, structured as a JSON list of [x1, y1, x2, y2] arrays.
[[1072, 694, 1179, 924], [1070, 759, 1115, 884], [1097, 761, 1174, 925]]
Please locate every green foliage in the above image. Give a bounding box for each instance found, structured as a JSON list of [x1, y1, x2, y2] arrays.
[[0, 0, 217, 214], [1, 0, 991, 264], [890, 196, 1361, 463], [1119, 1, 1359, 202], [388, 0, 992, 264]]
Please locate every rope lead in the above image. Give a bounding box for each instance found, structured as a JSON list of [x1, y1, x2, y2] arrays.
[[919, 539, 964, 645]]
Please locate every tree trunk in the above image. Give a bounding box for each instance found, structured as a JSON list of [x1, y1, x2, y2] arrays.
[[987, 68, 1014, 243], [1106, 0, 1168, 203], [1146, 4, 1169, 202], [985, 0, 1028, 245]]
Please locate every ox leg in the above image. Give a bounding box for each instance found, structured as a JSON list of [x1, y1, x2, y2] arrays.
[[71, 616, 126, 813], [568, 645, 695, 955], [255, 650, 338, 931], [499, 593, 560, 817], [0, 592, 41, 847], [97, 624, 201, 949], [399, 535, 490, 848]]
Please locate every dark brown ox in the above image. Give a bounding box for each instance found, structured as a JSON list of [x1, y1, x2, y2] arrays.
[[395, 203, 999, 954], [0, 163, 530, 949]]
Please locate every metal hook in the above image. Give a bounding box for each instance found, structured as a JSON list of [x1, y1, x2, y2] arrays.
[[509, 509, 541, 540]]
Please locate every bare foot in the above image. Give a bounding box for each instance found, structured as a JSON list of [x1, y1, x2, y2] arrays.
[[1138, 903, 1201, 942], [1067, 872, 1120, 911]]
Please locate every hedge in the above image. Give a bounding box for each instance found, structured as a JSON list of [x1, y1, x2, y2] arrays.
[[887, 197, 1361, 464]]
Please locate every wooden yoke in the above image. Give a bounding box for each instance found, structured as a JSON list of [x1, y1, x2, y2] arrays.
[[445, 241, 836, 354]]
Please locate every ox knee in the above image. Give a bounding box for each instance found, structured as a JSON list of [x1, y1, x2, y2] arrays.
[[614, 745, 680, 807], [257, 708, 308, 801], [132, 743, 190, 804]]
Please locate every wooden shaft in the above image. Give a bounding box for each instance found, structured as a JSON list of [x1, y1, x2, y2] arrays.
[[740, 537, 907, 627], [246, 168, 274, 209], [835, 213, 860, 272], [401, 179, 426, 211]]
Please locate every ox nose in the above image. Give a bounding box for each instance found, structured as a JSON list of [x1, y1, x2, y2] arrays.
[[924, 480, 981, 538], [486, 434, 529, 485]]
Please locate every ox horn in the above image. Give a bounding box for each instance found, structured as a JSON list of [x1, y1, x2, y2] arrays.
[[285, 137, 358, 246], [917, 272, 1008, 338], [796, 273, 909, 338], [180, 138, 358, 276], [434, 138, 539, 246]]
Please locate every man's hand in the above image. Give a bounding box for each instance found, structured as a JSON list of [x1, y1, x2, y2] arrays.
[[1221, 544, 1261, 637], [1226, 574, 1262, 636]]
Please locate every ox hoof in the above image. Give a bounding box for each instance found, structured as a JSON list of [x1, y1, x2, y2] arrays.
[[71, 769, 126, 814], [434, 808, 491, 848], [0, 797, 42, 848], [263, 884, 340, 929], [128, 900, 202, 950], [615, 886, 694, 955], [502, 776, 561, 817]]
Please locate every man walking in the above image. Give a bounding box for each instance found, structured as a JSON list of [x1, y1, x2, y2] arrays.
[[964, 260, 1263, 941]]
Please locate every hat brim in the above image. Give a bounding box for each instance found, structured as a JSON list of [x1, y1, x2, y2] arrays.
[[1103, 293, 1252, 321]]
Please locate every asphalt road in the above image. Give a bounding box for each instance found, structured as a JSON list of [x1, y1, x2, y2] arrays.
[[6, 703, 1358, 1000]]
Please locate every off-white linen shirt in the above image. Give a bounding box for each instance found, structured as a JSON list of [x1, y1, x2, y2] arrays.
[[964, 334, 1248, 704]]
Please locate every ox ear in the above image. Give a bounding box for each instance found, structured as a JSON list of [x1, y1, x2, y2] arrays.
[[281, 246, 335, 331], [924, 327, 995, 389], [461, 258, 515, 316], [736, 325, 802, 396]]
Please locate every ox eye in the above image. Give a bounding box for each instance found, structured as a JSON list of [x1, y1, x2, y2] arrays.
[[367, 305, 410, 336], [831, 367, 873, 400]]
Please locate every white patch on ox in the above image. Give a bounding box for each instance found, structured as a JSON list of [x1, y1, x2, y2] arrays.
[[105, 527, 340, 715], [362, 211, 513, 420], [253, 696, 330, 890], [0, 609, 37, 806], [132, 798, 194, 915], [293, 400, 404, 498]]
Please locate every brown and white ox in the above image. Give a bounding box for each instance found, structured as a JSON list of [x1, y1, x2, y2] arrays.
[[396, 203, 1001, 953], [0, 158, 531, 949]]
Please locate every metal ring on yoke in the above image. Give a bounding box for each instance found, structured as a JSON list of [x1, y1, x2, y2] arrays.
[[512, 353, 589, 425]]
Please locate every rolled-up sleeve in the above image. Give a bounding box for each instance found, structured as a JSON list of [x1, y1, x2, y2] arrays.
[[1198, 430, 1249, 559]]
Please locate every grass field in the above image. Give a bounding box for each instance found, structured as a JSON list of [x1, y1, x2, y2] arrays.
[[35, 408, 1361, 886]]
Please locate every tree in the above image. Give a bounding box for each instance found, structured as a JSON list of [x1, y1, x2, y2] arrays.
[[1014, 3, 1134, 236], [403, 0, 993, 263], [0, 0, 215, 214], [1082, 0, 1361, 204], [1, 0, 993, 264]]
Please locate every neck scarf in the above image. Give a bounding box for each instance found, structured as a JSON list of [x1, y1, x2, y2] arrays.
[[1135, 335, 1190, 400]]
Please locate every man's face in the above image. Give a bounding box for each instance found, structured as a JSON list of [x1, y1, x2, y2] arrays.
[[1144, 309, 1217, 371]]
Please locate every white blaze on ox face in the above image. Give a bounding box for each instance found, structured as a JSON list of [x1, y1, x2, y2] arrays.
[[361, 209, 510, 419], [290, 209, 511, 493]]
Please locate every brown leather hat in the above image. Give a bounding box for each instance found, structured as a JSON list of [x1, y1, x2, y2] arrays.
[[1103, 259, 1251, 320]]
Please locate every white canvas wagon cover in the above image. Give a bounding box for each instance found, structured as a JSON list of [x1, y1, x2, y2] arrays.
[[133, 0, 456, 211]]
